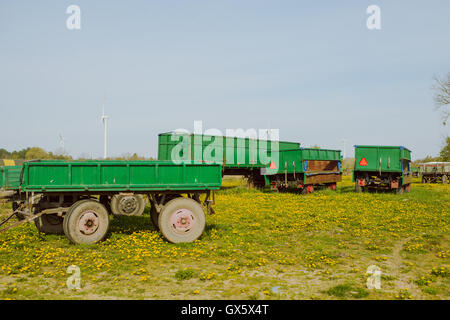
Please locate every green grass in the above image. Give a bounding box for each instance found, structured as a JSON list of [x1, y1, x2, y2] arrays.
[[325, 284, 369, 299], [175, 268, 196, 281], [0, 176, 448, 300]]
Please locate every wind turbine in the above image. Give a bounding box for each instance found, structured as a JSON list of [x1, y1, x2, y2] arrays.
[[101, 96, 109, 159], [58, 133, 66, 154]]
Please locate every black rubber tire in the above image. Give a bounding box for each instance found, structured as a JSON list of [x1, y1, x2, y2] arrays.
[[150, 194, 182, 230], [62, 199, 92, 243], [110, 194, 146, 216], [63, 200, 110, 245], [158, 197, 205, 243], [35, 214, 64, 234]]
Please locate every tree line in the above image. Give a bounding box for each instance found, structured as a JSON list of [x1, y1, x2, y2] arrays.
[[0, 147, 152, 161], [0, 147, 72, 160]]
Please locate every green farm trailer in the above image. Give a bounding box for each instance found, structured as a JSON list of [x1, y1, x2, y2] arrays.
[[353, 145, 412, 193], [0, 159, 25, 194], [158, 132, 300, 187], [0, 165, 21, 194], [262, 148, 342, 193], [0, 160, 222, 244], [0, 165, 23, 213], [419, 162, 450, 184]]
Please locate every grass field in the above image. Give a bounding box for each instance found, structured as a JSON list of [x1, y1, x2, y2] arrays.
[[0, 176, 448, 300]]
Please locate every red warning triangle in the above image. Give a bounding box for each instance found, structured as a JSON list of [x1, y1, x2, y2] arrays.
[[359, 158, 368, 166], [269, 161, 277, 169]]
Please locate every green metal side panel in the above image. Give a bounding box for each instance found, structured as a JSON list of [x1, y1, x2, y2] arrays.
[[419, 162, 450, 174], [263, 148, 342, 175], [354, 145, 411, 173], [158, 132, 300, 169], [0, 166, 22, 190], [301, 148, 342, 161], [272, 149, 303, 174], [21, 160, 222, 192]]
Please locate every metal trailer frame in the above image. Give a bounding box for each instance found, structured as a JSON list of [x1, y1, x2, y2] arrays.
[[418, 162, 450, 184], [0, 160, 223, 244], [157, 132, 301, 188], [353, 145, 413, 193], [261, 148, 343, 194]]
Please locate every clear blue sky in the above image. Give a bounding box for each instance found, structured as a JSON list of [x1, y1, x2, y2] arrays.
[[1, 0, 449, 159]]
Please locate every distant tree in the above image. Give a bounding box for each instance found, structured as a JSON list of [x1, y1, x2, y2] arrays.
[[116, 152, 146, 160], [48, 151, 72, 160], [25, 147, 49, 160], [433, 73, 450, 125], [130, 153, 139, 160], [11, 148, 30, 159], [0, 148, 11, 159], [440, 136, 450, 161]]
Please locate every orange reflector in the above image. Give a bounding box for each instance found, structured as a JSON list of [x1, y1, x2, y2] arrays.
[[359, 158, 368, 166], [269, 161, 277, 169]]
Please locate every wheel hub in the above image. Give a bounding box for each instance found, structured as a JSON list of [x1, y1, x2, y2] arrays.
[[170, 209, 195, 234], [78, 211, 99, 235], [119, 196, 137, 214]]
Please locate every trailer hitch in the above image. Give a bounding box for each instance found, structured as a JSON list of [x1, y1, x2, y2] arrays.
[[0, 209, 43, 234]]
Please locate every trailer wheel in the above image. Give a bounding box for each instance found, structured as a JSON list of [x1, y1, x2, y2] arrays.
[[63, 200, 110, 245], [35, 214, 64, 234], [442, 175, 448, 184], [396, 185, 404, 194], [150, 194, 182, 230], [329, 183, 337, 191], [110, 194, 146, 216], [158, 197, 205, 243], [302, 185, 314, 194]]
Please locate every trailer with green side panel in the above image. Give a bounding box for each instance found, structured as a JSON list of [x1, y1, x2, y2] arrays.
[[0, 165, 22, 192], [353, 145, 412, 193], [0, 165, 24, 214], [0, 160, 222, 245], [158, 132, 301, 187], [262, 148, 342, 194], [0, 159, 25, 193], [419, 162, 450, 184]]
